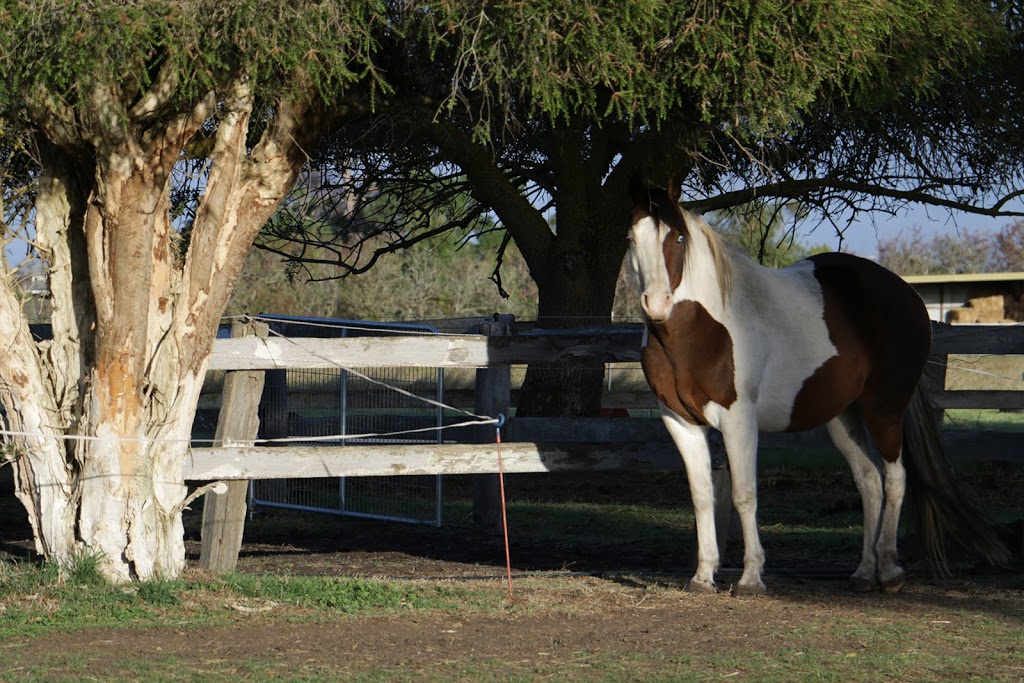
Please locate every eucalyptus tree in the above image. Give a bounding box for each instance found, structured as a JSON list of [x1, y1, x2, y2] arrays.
[[271, 0, 1024, 417], [0, 1, 394, 581]]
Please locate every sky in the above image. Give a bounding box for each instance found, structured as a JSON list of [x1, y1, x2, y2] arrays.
[[798, 202, 1024, 261]]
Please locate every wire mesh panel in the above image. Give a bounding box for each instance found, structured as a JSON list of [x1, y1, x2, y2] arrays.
[[249, 316, 445, 526]]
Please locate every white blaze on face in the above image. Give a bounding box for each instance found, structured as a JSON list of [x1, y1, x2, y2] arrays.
[[630, 215, 675, 323]]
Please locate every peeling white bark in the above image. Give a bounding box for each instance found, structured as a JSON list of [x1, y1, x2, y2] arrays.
[[0, 270, 74, 561], [2, 73, 318, 581]]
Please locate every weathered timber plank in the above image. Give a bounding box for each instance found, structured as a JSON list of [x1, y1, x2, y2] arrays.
[[583, 386, 1024, 413], [942, 429, 1024, 460], [931, 324, 1024, 355], [185, 442, 687, 480], [208, 332, 645, 371], [209, 323, 1024, 371], [932, 390, 1024, 410], [510, 417, 669, 443], [510, 417, 836, 450], [209, 335, 488, 370], [185, 428, 1024, 482]]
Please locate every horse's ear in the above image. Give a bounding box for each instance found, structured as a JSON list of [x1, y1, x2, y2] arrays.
[[666, 174, 682, 204], [629, 174, 648, 207]]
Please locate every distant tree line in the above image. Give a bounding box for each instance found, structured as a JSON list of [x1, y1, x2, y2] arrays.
[[878, 220, 1024, 275], [226, 230, 539, 323]]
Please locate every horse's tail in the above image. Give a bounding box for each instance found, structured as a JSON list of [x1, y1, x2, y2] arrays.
[[902, 383, 1009, 575]]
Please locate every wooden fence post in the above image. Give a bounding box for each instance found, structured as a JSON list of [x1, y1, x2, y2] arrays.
[[473, 316, 513, 531], [199, 320, 268, 573], [922, 356, 949, 427]]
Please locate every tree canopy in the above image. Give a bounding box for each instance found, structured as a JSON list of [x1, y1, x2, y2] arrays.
[[252, 0, 1024, 289], [251, 0, 1024, 415], [0, 1, 387, 106]]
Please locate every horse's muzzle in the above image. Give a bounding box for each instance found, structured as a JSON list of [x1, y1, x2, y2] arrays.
[[641, 291, 673, 323]]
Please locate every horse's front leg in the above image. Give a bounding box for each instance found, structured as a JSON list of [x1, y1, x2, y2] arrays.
[[661, 410, 719, 593], [719, 404, 766, 595]]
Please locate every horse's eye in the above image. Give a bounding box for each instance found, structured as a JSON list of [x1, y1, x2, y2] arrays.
[[677, 234, 685, 244]]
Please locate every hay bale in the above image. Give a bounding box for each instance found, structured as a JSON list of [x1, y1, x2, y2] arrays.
[[968, 294, 1007, 314], [959, 294, 1009, 323], [947, 307, 980, 324]]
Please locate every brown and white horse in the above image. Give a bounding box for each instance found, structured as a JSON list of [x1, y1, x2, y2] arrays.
[[629, 180, 1007, 595]]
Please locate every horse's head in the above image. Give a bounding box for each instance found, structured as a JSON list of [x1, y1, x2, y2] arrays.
[[628, 178, 689, 324]]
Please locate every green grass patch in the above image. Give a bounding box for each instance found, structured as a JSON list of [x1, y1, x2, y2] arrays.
[[0, 562, 488, 642], [221, 573, 476, 612], [945, 408, 1024, 431]]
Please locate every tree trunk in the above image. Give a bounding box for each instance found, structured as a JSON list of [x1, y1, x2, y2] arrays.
[[515, 266, 620, 417], [515, 203, 627, 417], [0, 75, 319, 581]]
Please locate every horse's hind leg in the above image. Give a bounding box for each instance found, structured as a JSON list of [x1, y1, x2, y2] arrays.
[[826, 409, 885, 592], [862, 414, 907, 593], [875, 458, 907, 592]]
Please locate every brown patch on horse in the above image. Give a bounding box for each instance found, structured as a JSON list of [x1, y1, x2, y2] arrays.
[[789, 253, 932, 460], [787, 286, 872, 432], [642, 300, 738, 425]]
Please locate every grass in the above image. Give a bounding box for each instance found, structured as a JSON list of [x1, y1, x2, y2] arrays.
[[0, 561, 489, 642], [945, 408, 1024, 431], [220, 573, 479, 612]]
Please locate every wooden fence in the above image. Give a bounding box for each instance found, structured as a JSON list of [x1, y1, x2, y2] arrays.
[[190, 320, 1024, 571]]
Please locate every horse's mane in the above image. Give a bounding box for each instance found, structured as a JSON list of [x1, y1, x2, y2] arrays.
[[679, 208, 736, 302]]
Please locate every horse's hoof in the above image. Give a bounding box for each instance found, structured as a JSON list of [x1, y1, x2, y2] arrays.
[[731, 582, 766, 597], [684, 579, 718, 594], [880, 570, 906, 594], [848, 577, 878, 593]]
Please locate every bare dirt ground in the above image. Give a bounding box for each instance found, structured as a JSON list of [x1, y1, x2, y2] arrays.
[[3, 470, 1023, 681], [14, 575, 1024, 681]]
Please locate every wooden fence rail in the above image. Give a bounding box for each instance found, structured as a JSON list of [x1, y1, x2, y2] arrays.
[[192, 321, 1024, 571], [207, 322, 1024, 409]]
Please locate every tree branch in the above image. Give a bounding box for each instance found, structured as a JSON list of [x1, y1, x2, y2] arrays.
[[686, 177, 1024, 221], [419, 117, 553, 269], [129, 60, 182, 122]]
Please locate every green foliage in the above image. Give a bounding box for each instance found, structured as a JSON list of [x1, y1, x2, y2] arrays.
[[0, 1, 1004, 137], [0, 559, 61, 594], [0, 551, 113, 590], [0, 0, 388, 111], [434, 0, 1004, 135], [0, 561, 479, 640], [135, 578, 183, 607], [991, 219, 1024, 271], [63, 550, 107, 587]]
